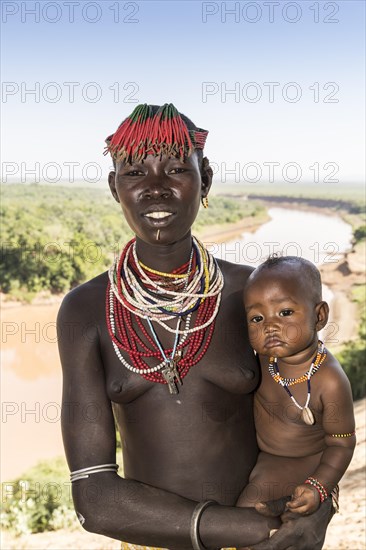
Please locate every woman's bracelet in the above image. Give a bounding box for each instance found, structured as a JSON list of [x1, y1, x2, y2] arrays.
[[70, 463, 119, 482], [190, 500, 218, 550], [304, 477, 328, 502]]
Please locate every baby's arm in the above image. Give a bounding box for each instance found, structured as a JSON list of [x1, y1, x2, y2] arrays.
[[287, 359, 356, 515]]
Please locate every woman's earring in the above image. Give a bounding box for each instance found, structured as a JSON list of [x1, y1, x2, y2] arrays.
[[201, 196, 209, 209]]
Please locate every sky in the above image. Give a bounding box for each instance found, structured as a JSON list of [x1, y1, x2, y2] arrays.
[[1, 0, 365, 185]]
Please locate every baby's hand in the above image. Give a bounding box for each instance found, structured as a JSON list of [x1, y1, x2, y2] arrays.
[[285, 483, 320, 516]]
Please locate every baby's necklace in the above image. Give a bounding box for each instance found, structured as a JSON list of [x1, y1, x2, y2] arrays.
[[268, 340, 327, 386], [268, 340, 327, 425]]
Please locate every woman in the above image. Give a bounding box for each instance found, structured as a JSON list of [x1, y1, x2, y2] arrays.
[[58, 104, 333, 549]]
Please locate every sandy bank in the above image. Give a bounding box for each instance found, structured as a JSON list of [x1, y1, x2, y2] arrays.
[[196, 212, 269, 245], [318, 238, 365, 349]]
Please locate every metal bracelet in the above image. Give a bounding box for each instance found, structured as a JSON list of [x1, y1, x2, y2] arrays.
[[70, 463, 119, 482], [190, 500, 218, 550]]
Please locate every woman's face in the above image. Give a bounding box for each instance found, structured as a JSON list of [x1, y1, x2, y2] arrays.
[[108, 152, 210, 245]]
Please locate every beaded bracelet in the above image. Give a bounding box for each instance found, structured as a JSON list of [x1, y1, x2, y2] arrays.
[[329, 431, 356, 438], [305, 477, 328, 502]]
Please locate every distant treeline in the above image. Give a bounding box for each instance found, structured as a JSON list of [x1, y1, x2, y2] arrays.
[[1, 184, 264, 300], [247, 194, 365, 215]]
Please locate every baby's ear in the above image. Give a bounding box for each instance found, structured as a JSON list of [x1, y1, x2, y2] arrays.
[[315, 301, 329, 331]]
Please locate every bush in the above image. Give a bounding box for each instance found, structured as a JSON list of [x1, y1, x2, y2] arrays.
[[336, 285, 366, 400], [354, 225, 366, 243], [1, 457, 77, 536], [337, 339, 366, 400]]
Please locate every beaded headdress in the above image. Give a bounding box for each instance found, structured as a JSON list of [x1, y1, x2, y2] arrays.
[[104, 103, 208, 164]]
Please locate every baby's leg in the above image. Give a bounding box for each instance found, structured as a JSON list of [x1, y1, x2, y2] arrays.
[[237, 451, 320, 507]]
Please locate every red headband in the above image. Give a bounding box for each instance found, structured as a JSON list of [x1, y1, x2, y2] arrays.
[[104, 103, 208, 164]]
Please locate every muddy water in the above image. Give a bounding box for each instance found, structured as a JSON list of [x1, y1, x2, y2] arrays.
[[1, 303, 64, 480], [212, 207, 353, 266]]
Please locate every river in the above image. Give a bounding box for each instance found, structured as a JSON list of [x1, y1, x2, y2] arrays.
[[210, 207, 353, 267], [1, 207, 353, 481]]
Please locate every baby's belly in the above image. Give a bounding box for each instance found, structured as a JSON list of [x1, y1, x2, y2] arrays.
[[255, 397, 326, 457]]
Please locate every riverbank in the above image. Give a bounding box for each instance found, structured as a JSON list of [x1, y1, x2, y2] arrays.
[[196, 210, 270, 245], [319, 238, 365, 348]]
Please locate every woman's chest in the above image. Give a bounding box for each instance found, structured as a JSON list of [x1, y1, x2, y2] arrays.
[[101, 318, 259, 403], [101, 294, 259, 403]]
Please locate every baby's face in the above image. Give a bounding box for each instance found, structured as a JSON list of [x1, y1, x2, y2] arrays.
[[244, 270, 320, 359]]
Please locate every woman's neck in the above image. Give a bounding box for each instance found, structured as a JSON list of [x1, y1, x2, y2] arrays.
[[134, 232, 194, 273]]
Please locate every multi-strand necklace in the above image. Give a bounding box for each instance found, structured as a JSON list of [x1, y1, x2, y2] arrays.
[[106, 237, 224, 394], [268, 340, 327, 425]]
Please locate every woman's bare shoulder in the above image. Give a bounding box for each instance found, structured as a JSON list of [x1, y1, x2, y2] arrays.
[[216, 258, 254, 291], [58, 271, 108, 321]]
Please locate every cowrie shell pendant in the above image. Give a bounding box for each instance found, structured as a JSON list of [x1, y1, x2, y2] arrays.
[[302, 407, 315, 425]]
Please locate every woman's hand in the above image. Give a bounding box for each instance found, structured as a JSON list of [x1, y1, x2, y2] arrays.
[[243, 496, 333, 550]]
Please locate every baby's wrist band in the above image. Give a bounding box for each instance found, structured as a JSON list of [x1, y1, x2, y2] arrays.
[[329, 431, 355, 438], [70, 463, 119, 482], [304, 477, 328, 502], [190, 500, 218, 550]]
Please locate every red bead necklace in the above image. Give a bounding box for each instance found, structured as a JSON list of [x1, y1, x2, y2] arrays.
[[106, 238, 222, 389]]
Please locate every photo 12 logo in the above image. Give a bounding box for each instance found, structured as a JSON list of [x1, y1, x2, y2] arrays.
[[205, 240, 341, 266], [1, 81, 140, 103], [1, 1, 140, 24], [209, 161, 340, 184], [1, 161, 105, 184], [201, 2, 340, 24], [201, 81, 339, 103]]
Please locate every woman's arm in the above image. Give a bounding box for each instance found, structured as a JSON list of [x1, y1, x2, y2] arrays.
[[58, 288, 278, 549]]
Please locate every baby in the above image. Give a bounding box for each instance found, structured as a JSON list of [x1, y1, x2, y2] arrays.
[[237, 255, 356, 518]]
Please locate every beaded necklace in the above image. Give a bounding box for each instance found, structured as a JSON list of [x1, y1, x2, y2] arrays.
[[106, 237, 224, 394], [268, 340, 327, 386], [268, 341, 327, 425], [138, 260, 194, 280]]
